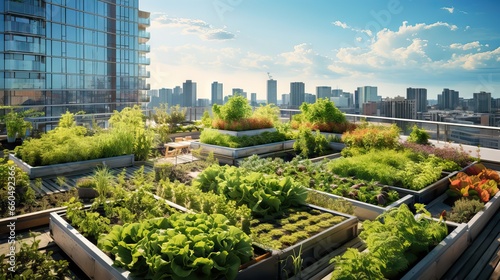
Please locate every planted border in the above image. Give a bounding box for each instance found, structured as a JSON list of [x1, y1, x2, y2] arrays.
[[9, 154, 134, 179]]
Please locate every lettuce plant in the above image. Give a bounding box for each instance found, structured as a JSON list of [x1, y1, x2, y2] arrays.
[[98, 213, 253, 280]]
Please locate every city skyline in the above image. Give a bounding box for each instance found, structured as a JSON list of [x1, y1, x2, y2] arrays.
[[139, 0, 500, 100]]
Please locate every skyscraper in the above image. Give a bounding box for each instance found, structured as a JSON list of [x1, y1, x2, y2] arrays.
[[406, 87, 428, 113], [182, 80, 197, 107], [290, 82, 305, 108], [0, 0, 150, 126], [357, 86, 378, 112], [438, 88, 459, 110], [251, 93, 257, 106], [316, 86, 332, 100], [267, 79, 277, 105], [211, 81, 223, 105], [474, 91, 492, 113]]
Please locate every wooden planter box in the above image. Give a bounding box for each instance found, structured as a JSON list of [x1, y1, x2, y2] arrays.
[[0, 206, 67, 235], [401, 221, 468, 280], [9, 154, 134, 179], [261, 204, 359, 279], [317, 220, 468, 280], [307, 188, 414, 221], [386, 171, 459, 204], [426, 190, 500, 243], [50, 198, 276, 280], [214, 127, 277, 137]]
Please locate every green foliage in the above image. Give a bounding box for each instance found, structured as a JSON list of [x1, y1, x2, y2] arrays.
[[200, 129, 287, 148], [299, 98, 346, 124], [193, 165, 307, 216], [252, 103, 280, 125], [93, 165, 115, 204], [447, 198, 484, 223], [408, 125, 430, 145], [98, 213, 253, 280], [0, 159, 31, 215], [331, 204, 448, 279], [293, 128, 330, 158], [201, 110, 212, 128], [0, 233, 70, 279], [328, 149, 454, 190], [158, 180, 252, 233], [341, 123, 401, 156], [305, 191, 355, 215], [212, 95, 252, 123]]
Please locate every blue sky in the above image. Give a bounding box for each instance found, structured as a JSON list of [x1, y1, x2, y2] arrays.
[[139, 0, 500, 100]]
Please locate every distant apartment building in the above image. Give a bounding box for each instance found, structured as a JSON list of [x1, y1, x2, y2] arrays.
[[362, 102, 378, 115], [198, 98, 210, 107], [290, 82, 305, 108], [357, 86, 378, 112], [474, 91, 492, 113], [0, 0, 150, 126], [182, 80, 197, 107], [438, 88, 459, 110], [331, 96, 349, 108], [379, 97, 416, 119], [316, 86, 332, 100], [251, 93, 257, 106], [332, 89, 343, 98], [232, 88, 246, 99], [159, 88, 170, 105], [305, 93, 316, 104], [211, 81, 223, 105], [173, 86, 182, 106], [406, 88, 428, 115], [282, 94, 290, 107], [267, 79, 277, 105]]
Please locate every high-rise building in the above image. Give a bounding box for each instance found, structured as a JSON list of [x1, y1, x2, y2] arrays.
[[406, 88, 428, 113], [251, 93, 257, 106], [290, 82, 305, 108], [232, 88, 245, 98], [158, 88, 170, 105], [211, 81, 223, 105], [173, 86, 182, 106], [332, 89, 343, 98], [305, 93, 316, 104], [316, 86, 331, 100], [0, 0, 150, 126], [267, 79, 277, 105], [357, 86, 378, 112], [281, 94, 290, 107], [379, 97, 416, 119], [182, 80, 196, 107], [474, 91, 492, 113], [438, 88, 459, 110]]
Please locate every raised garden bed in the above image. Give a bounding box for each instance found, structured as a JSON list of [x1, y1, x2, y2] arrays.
[[9, 154, 134, 179], [307, 188, 413, 221], [215, 127, 277, 137], [193, 140, 296, 161], [50, 211, 277, 280], [0, 206, 66, 235], [385, 171, 459, 204], [250, 204, 358, 279]]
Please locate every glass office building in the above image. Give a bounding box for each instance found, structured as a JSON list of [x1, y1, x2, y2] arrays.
[[0, 0, 150, 128]]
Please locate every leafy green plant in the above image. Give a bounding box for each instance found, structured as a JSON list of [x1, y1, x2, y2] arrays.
[[407, 124, 430, 145], [341, 123, 400, 156], [293, 128, 331, 157], [213, 95, 252, 123], [331, 204, 448, 279], [447, 198, 485, 223], [200, 129, 287, 148], [0, 232, 70, 279], [98, 213, 253, 280], [0, 159, 31, 215]]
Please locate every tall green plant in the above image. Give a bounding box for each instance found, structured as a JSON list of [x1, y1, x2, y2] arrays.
[[213, 95, 252, 122]]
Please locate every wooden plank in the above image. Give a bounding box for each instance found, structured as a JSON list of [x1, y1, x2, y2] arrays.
[[443, 211, 500, 279], [472, 233, 500, 279]]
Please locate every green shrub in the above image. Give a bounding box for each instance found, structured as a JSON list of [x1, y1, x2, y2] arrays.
[[0, 159, 31, 215], [293, 128, 330, 157], [213, 95, 252, 123], [408, 124, 430, 145]]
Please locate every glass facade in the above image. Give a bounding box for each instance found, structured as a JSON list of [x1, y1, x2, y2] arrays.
[[0, 0, 150, 126]]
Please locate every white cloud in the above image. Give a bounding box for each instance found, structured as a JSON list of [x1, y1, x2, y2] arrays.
[[441, 6, 454, 14], [450, 41, 483, 51], [151, 14, 235, 41], [332, 20, 372, 37]]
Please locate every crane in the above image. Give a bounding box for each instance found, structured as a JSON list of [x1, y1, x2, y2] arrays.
[[267, 72, 273, 80]]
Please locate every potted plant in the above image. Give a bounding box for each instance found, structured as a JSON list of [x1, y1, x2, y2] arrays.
[[4, 111, 24, 143], [75, 177, 98, 200]]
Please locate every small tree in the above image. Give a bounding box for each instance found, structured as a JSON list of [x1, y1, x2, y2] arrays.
[[213, 95, 252, 123]]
